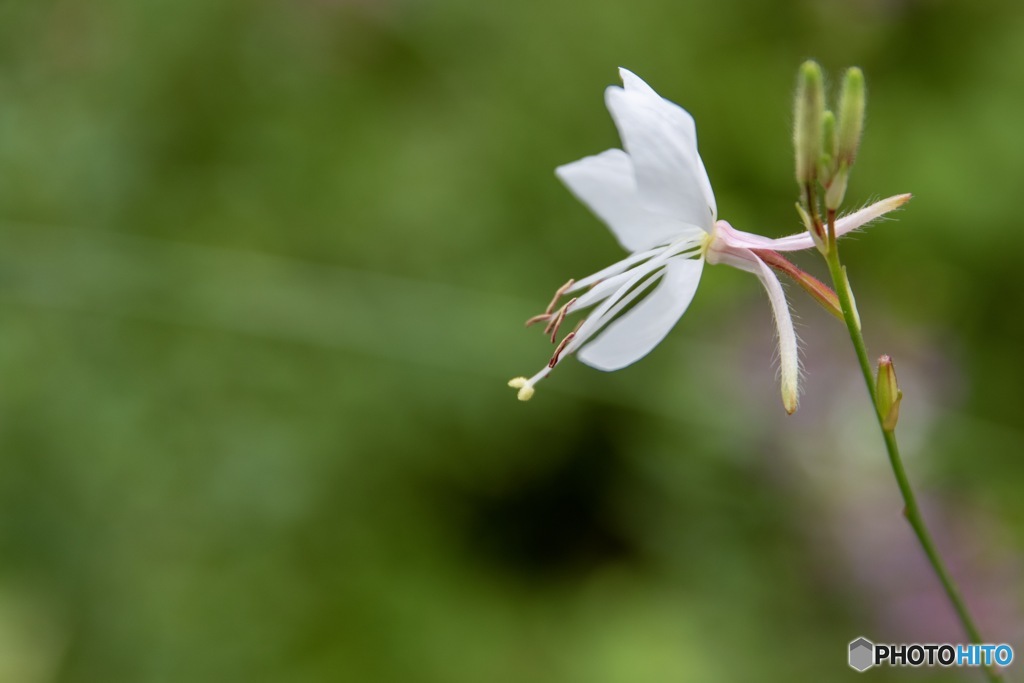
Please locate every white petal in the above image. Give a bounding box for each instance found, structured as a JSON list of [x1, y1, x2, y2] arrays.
[[614, 68, 704, 163], [744, 193, 912, 253], [618, 72, 695, 137], [750, 254, 800, 414], [617, 69, 716, 218], [569, 259, 669, 353], [556, 150, 698, 252], [578, 257, 704, 371], [618, 68, 672, 103], [604, 82, 716, 230], [572, 244, 704, 311]]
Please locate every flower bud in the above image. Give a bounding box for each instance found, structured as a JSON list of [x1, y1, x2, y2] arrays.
[[836, 67, 865, 167], [819, 110, 837, 180], [793, 61, 825, 185], [825, 165, 849, 211], [875, 355, 902, 431]]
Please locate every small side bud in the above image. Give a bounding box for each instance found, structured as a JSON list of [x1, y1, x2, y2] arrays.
[[794, 60, 825, 185], [507, 377, 535, 401], [836, 67, 865, 166], [825, 165, 849, 211], [820, 110, 837, 180], [875, 356, 903, 431]]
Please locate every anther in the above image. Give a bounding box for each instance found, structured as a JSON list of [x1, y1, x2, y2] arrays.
[[507, 376, 535, 401], [545, 297, 577, 342], [548, 332, 576, 368], [544, 279, 575, 315], [525, 313, 551, 328], [526, 279, 576, 328]]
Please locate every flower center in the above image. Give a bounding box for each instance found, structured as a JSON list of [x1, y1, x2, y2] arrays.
[[702, 222, 724, 265]]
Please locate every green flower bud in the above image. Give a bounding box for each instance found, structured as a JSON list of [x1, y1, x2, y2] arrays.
[[825, 164, 849, 211], [794, 61, 825, 185], [875, 355, 903, 432], [837, 67, 865, 166], [820, 110, 837, 180]]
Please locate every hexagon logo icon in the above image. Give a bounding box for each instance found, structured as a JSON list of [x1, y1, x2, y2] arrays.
[[849, 637, 875, 671]]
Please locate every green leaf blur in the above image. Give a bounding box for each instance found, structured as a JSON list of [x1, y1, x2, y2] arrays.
[[1, 1, 1022, 681]]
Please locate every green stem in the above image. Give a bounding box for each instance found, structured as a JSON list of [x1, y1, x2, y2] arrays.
[[823, 236, 1001, 683]]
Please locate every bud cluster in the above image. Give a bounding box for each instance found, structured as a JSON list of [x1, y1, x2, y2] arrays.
[[793, 61, 867, 253]]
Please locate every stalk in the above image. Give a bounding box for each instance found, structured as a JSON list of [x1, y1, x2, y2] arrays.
[[822, 215, 1001, 683]]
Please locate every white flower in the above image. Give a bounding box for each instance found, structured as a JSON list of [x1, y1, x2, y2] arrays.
[[509, 68, 909, 413]]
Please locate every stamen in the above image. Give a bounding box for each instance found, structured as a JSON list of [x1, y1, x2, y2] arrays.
[[544, 297, 577, 342], [547, 320, 585, 368], [525, 278, 575, 328], [524, 313, 551, 328], [545, 279, 575, 315], [573, 265, 667, 347], [543, 313, 558, 336], [548, 332, 576, 368], [569, 245, 664, 291]]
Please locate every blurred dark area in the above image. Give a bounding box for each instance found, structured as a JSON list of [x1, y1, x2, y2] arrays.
[[1, 0, 1022, 681]]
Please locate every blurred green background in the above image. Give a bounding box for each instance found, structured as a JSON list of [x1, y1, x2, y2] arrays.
[[1, 0, 1022, 681]]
